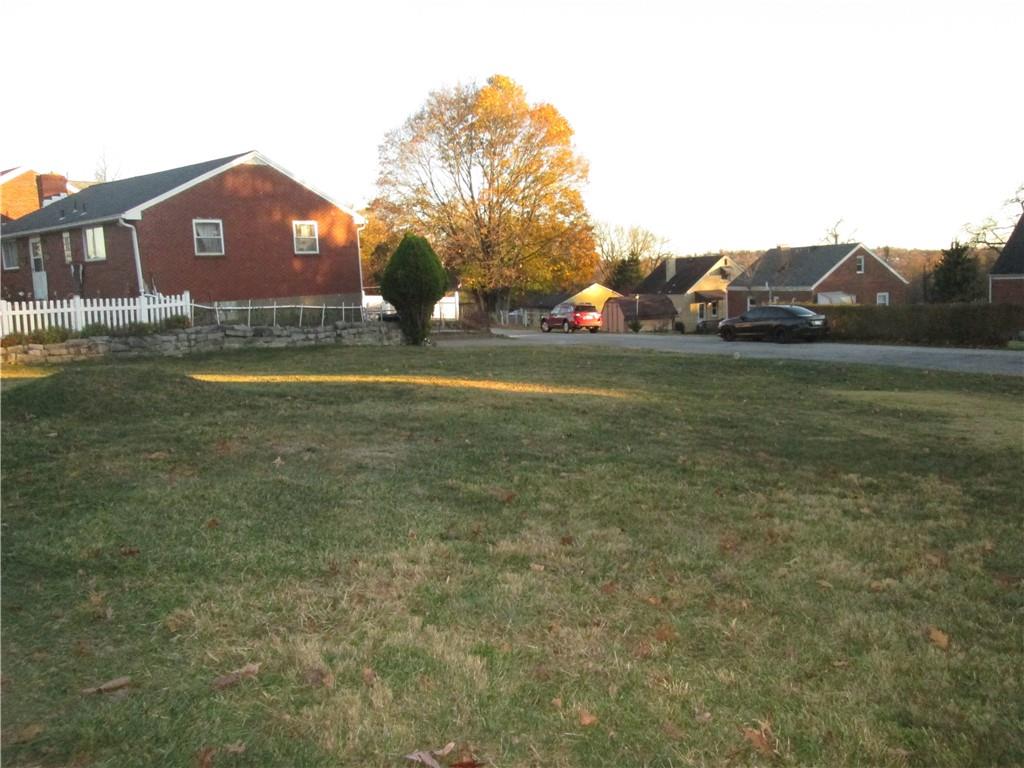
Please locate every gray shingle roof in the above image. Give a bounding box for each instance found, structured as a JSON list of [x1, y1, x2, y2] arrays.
[[729, 243, 860, 288], [636, 256, 721, 294], [990, 214, 1024, 276], [1, 152, 250, 237]]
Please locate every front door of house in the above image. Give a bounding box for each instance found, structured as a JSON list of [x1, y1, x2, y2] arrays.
[[29, 237, 47, 299]]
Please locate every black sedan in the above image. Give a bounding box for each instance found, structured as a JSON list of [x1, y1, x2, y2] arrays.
[[719, 305, 828, 342]]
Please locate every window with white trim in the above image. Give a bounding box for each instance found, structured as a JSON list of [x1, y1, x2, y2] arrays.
[[292, 221, 319, 254], [747, 296, 758, 310], [856, 254, 865, 274], [193, 219, 224, 256], [63, 231, 73, 263], [2, 240, 18, 270], [876, 292, 890, 306], [85, 226, 106, 261]]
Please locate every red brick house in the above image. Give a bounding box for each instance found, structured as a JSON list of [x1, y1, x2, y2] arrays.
[[989, 214, 1024, 305], [0, 167, 79, 222], [726, 243, 909, 318], [0, 152, 364, 305]]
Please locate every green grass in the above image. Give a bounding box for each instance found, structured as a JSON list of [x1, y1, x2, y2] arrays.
[[2, 346, 1022, 767]]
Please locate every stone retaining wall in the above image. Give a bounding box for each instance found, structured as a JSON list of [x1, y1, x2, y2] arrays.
[[1, 322, 403, 365]]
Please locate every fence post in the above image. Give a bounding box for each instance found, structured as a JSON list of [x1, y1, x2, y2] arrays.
[[0, 300, 8, 338], [182, 291, 193, 325], [137, 293, 149, 324], [72, 295, 84, 331]]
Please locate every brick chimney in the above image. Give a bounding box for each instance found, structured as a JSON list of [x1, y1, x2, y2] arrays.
[[37, 173, 70, 207]]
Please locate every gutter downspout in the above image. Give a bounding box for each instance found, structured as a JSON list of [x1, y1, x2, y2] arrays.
[[118, 218, 145, 295]]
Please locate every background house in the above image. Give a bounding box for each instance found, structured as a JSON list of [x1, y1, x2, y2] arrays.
[[635, 254, 740, 331], [0, 152, 364, 306], [989, 214, 1024, 305], [0, 167, 81, 222], [726, 243, 909, 317], [508, 282, 621, 326], [602, 294, 677, 333]]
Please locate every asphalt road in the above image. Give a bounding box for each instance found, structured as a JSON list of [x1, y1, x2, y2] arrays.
[[438, 329, 1024, 377]]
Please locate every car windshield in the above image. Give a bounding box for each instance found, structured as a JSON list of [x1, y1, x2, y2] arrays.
[[574, 304, 597, 312]]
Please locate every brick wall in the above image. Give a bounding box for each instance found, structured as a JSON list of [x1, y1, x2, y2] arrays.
[[991, 276, 1024, 305], [135, 163, 362, 303], [815, 246, 910, 304], [1, 171, 41, 220]]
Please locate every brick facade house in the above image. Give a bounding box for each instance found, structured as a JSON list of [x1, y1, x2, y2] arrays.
[[989, 214, 1024, 305], [1, 167, 78, 222], [726, 243, 909, 318], [0, 152, 364, 306]]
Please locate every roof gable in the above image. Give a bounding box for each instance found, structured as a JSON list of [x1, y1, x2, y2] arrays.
[[731, 243, 861, 288], [991, 214, 1024, 275], [636, 255, 722, 294]]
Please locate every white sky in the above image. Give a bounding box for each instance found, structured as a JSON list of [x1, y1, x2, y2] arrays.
[[3, 0, 1021, 252]]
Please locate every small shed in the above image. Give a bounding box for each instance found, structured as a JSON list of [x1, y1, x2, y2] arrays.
[[602, 295, 678, 333]]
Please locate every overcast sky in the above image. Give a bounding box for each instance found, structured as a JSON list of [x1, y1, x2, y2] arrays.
[[3, 0, 1021, 253]]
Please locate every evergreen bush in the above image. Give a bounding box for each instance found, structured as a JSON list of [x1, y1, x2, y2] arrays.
[[380, 233, 448, 345]]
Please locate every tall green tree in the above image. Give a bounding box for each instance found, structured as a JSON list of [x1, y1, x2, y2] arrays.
[[380, 233, 448, 345], [376, 75, 596, 312], [929, 240, 982, 303]]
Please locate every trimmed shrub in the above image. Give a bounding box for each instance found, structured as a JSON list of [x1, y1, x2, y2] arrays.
[[380, 233, 448, 345], [628, 318, 643, 333], [28, 327, 72, 345], [805, 303, 1024, 347]]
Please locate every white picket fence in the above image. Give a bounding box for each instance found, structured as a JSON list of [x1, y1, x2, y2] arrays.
[[0, 291, 192, 337]]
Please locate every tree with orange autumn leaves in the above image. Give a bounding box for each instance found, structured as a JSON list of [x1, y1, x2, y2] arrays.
[[373, 75, 596, 312]]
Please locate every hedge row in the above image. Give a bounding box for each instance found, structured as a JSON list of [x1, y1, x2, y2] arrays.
[[805, 303, 1024, 346]]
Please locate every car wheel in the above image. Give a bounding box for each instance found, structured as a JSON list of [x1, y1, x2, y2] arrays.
[[589, 327, 599, 333], [563, 321, 571, 333], [720, 327, 736, 342], [772, 326, 791, 344], [541, 320, 550, 333]]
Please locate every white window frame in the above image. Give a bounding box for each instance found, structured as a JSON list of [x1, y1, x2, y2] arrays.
[[193, 219, 225, 256], [84, 226, 106, 261], [292, 220, 319, 255], [876, 292, 890, 306], [63, 231, 73, 263], [856, 255, 865, 274], [29, 237, 44, 271], [747, 296, 758, 310], [2, 240, 18, 270]]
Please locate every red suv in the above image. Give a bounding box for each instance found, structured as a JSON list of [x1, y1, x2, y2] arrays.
[[541, 302, 602, 333]]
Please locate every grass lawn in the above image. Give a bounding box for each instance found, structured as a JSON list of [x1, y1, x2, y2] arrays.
[[2, 345, 1022, 767]]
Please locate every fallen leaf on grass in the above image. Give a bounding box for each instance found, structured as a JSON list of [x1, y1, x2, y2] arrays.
[[272, 456, 285, 467], [144, 451, 170, 460], [661, 722, 684, 741], [362, 667, 377, 686], [404, 741, 455, 768], [212, 662, 260, 690], [304, 666, 335, 689], [816, 579, 833, 590], [529, 563, 545, 573], [195, 746, 216, 768], [205, 517, 220, 529], [119, 545, 140, 557], [560, 535, 575, 546], [742, 720, 778, 757], [551, 697, 563, 709], [81, 676, 131, 695], [579, 709, 599, 727], [927, 626, 950, 651], [224, 742, 246, 754], [451, 759, 485, 768], [654, 624, 678, 643], [599, 581, 618, 595], [694, 708, 713, 724]]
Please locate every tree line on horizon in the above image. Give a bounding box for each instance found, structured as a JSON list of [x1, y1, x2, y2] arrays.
[[359, 74, 1020, 310]]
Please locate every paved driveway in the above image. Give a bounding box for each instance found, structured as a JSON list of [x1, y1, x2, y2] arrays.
[[440, 329, 1024, 377]]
